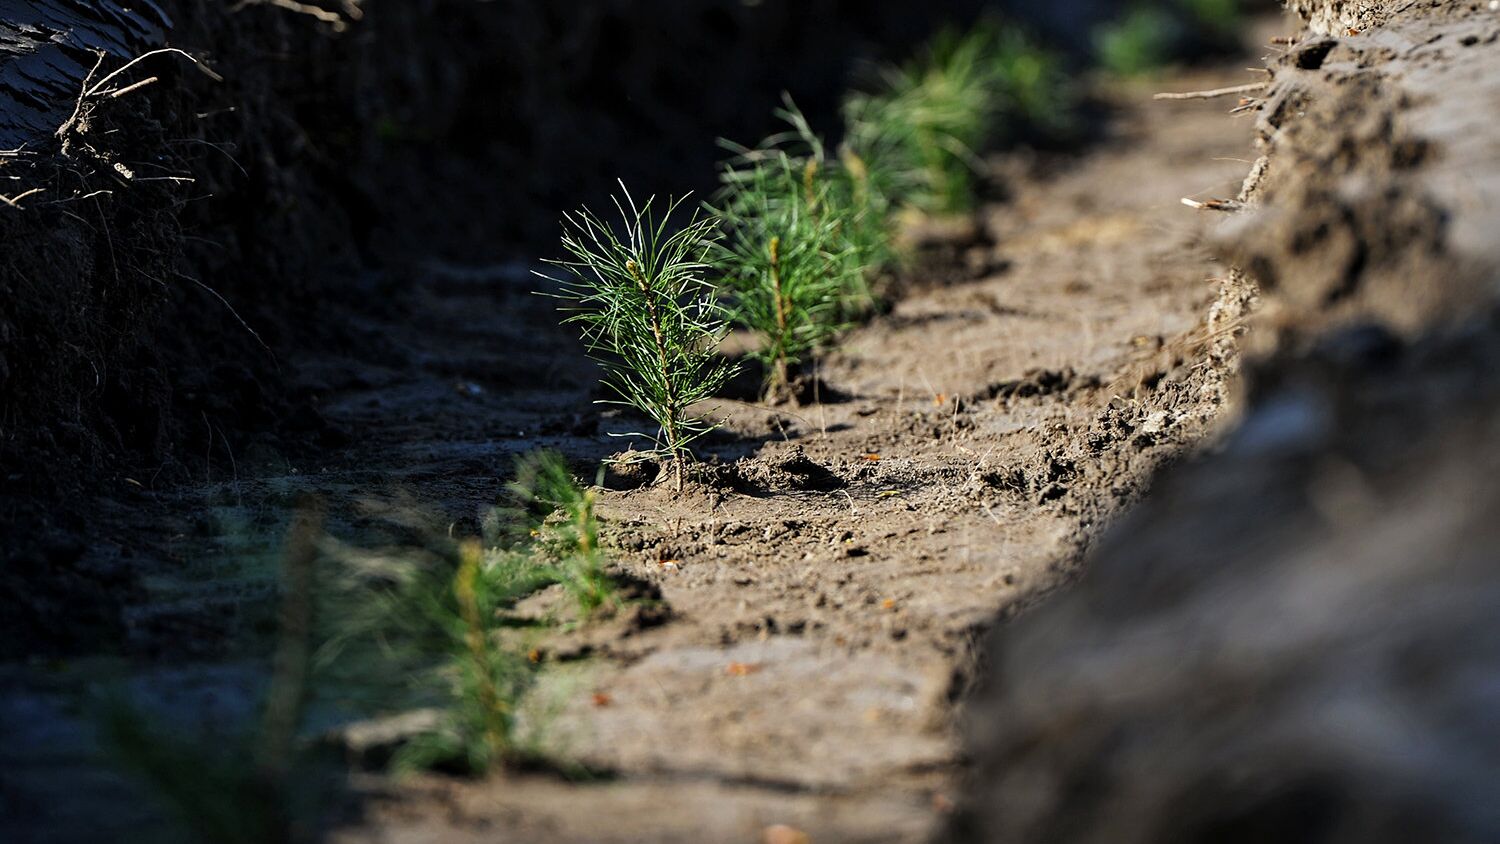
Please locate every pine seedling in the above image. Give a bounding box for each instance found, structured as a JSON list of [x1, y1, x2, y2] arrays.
[[713, 150, 861, 399], [315, 509, 546, 776], [844, 26, 998, 215], [544, 183, 738, 491], [508, 451, 616, 620], [986, 27, 1074, 144], [844, 22, 1071, 215], [720, 95, 895, 315], [1094, 6, 1181, 77]]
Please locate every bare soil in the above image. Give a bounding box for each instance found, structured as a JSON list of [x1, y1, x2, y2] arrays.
[[1, 53, 1266, 842], [307, 69, 1255, 843], [9, 4, 1498, 841]]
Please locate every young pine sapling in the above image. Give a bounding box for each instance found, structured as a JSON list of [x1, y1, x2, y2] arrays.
[[544, 184, 738, 491], [843, 26, 997, 215], [714, 148, 865, 400], [720, 96, 894, 316]]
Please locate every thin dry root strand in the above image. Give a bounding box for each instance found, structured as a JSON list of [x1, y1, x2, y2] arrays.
[[58, 47, 221, 160], [231, 0, 363, 31], [104, 76, 160, 99], [84, 48, 221, 98], [1181, 197, 1245, 212], [0, 188, 44, 209], [1153, 82, 1269, 101]]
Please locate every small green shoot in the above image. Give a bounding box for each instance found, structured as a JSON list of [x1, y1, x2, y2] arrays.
[[316, 451, 624, 776], [844, 22, 1070, 215], [986, 27, 1074, 144], [721, 96, 897, 294], [388, 539, 536, 775], [1094, 6, 1181, 77], [844, 26, 997, 215], [714, 140, 867, 398], [1180, 0, 1241, 36], [316, 509, 546, 776], [508, 451, 617, 619], [544, 183, 738, 490], [1094, 1, 1242, 78]]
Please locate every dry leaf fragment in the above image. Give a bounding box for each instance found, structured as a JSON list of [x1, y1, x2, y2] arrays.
[[862, 453, 882, 461], [591, 692, 613, 707], [881, 598, 897, 611], [725, 661, 764, 677], [763, 825, 811, 844]]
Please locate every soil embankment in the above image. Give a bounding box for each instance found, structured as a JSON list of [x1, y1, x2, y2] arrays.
[[950, 3, 1500, 841]]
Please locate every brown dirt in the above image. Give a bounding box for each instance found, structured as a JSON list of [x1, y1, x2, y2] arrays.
[[1, 48, 1264, 838], [2, 7, 1341, 843], [286, 66, 1257, 843]]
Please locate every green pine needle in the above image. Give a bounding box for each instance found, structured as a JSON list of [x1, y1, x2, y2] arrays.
[[508, 451, 616, 619]]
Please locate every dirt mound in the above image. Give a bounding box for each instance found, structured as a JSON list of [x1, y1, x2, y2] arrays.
[[949, 316, 1500, 844], [950, 3, 1500, 841]]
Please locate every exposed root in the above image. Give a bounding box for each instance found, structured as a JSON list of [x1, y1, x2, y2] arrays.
[[231, 0, 365, 32], [83, 48, 221, 99], [1153, 82, 1269, 101], [1180, 197, 1244, 212], [173, 270, 278, 364], [0, 188, 44, 209]]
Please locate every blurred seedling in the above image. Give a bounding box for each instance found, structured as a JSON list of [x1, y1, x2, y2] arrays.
[[984, 27, 1074, 144], [844, 21, 1071, 214], [505, 450, 618, 620], [719, 96, 895, 314], [713, 147, 863, 400], [1094, 6, 1182, 77], [1180, 0, 1241, 35], [316, 503, 548, 776], [844, 25, 999, 216], [1094, 1, 1242, 78], [542, 183, 739, 491], [317, 452, 623, 775], [99, 504, 328, 844]]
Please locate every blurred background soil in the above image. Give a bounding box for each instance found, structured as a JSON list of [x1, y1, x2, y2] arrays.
[[949, 2, 1500, 842]]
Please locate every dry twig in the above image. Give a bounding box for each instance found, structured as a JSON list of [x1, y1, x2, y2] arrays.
[[1181, 197, 1245, 212], [1153, 82, 1269, 101]]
